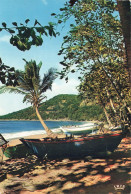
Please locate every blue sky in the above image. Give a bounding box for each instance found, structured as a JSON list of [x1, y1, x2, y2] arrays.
[[0, 0, 80, 115]]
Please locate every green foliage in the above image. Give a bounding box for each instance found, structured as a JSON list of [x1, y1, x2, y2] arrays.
[[53, 0, 130, 127], [0, 19, 57, 86], [55, 0, 122, 79], [0, 58, 18, 86], [0, 19, 56, 51], [0, 60, 57, 108], [0, 94, 104, 121], [4, 144, 33, 158], [79, 61, 130, 126], [0, 61, 57, 136]]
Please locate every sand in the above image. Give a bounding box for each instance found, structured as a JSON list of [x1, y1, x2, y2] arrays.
[[0, 134, 130, 194]]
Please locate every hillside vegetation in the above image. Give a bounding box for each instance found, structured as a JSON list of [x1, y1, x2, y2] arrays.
[[0, 94, 104, 121]]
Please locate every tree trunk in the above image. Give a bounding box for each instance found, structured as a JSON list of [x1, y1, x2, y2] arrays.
[[106, 89, 116, 114], [100, 99, 113, 127], [102, 66, 131, 114], [103, 107, 113, 128], [117, 0, 131, 87], [35, 107, 57, 138]]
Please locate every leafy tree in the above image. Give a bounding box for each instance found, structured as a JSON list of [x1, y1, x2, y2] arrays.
[[0, 58, 18, 86], [69, 0, 130, 86], [78, 62, 130, 127], [55, 0, 123, 78], [0, 19, 56, 86], [0, 60, 57, 137], [53, 0, 130, 128]]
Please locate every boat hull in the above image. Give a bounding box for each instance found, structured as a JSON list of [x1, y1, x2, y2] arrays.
[[61, 125, 98, 135], [20, 133, 123, 159], [61, 128, 98, 135]]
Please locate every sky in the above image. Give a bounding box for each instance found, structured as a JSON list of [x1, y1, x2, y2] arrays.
[[0, 0, 80, 115]]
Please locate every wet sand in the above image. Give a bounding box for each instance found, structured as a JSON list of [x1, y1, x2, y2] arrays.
[[0, 135, 130, 194]]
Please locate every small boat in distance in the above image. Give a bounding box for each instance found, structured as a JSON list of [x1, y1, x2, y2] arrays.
[[60, 123, 98, 135], [20, 132, 123, 159]]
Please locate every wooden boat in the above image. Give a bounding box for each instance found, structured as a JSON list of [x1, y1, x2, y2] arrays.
[[60, 123, 98, 135], [110, 125, 122, 131], [20, 132, 123, 159]]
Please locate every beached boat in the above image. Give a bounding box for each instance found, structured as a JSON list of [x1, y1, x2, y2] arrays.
[[20, 132, 123, 159], [60, 123, 98, 135], [110, 125, 122, 131]]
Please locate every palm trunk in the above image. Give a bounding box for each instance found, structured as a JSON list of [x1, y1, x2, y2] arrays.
[[35, 107, 56, 138]]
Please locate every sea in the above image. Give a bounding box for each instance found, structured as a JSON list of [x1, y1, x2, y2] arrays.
[[0, 120, 94, 140]]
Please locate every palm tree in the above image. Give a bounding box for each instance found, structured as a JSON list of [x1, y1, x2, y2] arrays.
[[0, 60, 57, 138]]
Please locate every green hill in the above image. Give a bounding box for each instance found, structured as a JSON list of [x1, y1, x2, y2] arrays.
[[0, 94, 104, 121]]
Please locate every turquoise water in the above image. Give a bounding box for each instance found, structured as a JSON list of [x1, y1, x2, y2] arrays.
[[0, 120, 91, 140]]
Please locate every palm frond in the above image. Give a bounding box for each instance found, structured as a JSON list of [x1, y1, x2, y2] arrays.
[[21, 60, 41, 92], [40, 68, 57, 94], [32, 77, 40, 93], [38, 61, 42, 72], [38, 95, 46, 105], [23, 93, 33, 104], [0, 85, 27, 95], [1, 61, 56, 110]]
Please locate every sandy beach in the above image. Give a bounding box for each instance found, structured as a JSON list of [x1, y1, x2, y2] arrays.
[[0, 134, 130, 194]]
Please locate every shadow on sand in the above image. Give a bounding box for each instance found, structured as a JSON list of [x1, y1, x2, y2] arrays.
[[0, 137, 130, 194]]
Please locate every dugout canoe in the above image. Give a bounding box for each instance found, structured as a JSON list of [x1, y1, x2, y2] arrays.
[[20, 132, 123, 159]]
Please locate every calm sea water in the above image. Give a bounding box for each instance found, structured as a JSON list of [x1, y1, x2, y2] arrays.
[[0, 120, 93, 140]]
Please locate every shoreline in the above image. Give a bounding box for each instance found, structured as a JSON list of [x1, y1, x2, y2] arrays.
[[0, 119, 100, 123], [0, 120, 101, 142]]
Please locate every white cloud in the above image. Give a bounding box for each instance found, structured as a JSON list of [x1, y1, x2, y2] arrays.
[[46, 78, 80, 100], [42, 0, 48, 5], [0, 35, 10, 43], [0, 107, 7, 116], [0, 93, 29, 116]]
